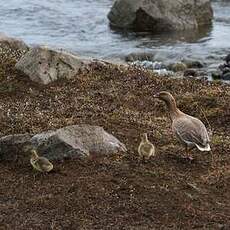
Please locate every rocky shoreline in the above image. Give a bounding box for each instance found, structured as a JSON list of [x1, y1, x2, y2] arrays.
[[124, 51, 230, 81], [0, 32, 230, 228], [0, 33, 230, 161], [1, 33, 230, 86]]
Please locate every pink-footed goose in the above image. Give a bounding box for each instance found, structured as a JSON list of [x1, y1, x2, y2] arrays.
[[154, 91, 210, 158]]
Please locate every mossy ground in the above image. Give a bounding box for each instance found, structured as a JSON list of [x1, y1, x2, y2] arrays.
[[0, 58, 230, 229]]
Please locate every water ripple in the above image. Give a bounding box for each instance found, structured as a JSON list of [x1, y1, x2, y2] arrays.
[[0, 0, 229, 69]]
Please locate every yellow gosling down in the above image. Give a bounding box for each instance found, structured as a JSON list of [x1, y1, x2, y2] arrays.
[[30, 150, 53, 173], [154, 91, 211, 159], [138, 133, 155, 161]]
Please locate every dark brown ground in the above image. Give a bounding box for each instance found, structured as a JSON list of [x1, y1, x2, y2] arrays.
[[0, 58, 230, 229]]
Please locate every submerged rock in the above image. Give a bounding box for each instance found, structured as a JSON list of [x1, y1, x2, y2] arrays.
[[15, 46, 91, 85], [184, 69, 198, 77], [222, 72, 230, 81], [214, 55, 230, 81], [222, 67, 230, 75], [225, 54, 230, 65], [182, 59, 204, 68], [169, 62, 187, 72], [0, 125, 127, 164], [211, 70, 222, 80], [108, 0, 213, 32]]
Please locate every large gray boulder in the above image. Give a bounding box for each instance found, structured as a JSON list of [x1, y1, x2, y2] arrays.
[[0, 134, 32, 162], [31, 125, 127, 160], [15, 46, 91, 85], [108, 0, 213, 32], [0, 33, 29, 61], [0, 125, 127, 164]]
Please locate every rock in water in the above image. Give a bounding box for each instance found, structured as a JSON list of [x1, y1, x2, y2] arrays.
[[108, 0, 213, 32], [225, 54, 230, 65], [125, 52, 155, 62], [222, 67, 230, 75], [215, 56, 230, 81], [15, 46, 91, 85], [184, 69, 198, 77], [181, 59, 204, 69], [211, 70, 222, 80], [222, 72, 230, 81], [0, 33, 29, 62], [169, 62, 187, 72]]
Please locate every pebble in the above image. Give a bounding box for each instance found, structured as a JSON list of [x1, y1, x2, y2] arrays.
[[211, 70, 222, 80], [169, 62, 187, 72], [184, 69, 198, 77], [214, 54, 230, 81], [182, 59, 204, 68], [225, 53, 230, 64], [222, 72, 230, 80], [222, 67, 230, 74]]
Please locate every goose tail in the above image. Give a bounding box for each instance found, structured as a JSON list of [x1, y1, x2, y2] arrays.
[[195, 143, 211, 152]]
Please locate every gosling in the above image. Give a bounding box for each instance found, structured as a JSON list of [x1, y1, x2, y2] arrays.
[[138, 133, 155, 161], [30, 149, 53, 173]]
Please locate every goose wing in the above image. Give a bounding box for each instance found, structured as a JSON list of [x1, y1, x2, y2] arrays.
[[35, 157, 53, 170], [139, 143, 154, 155], [172, 115, 210, 148]]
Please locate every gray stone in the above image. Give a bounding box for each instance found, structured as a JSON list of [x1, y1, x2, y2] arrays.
[[222, 67, 230, 75], [211, 70, 222, 80], [31, 125, 127, 160], [168, 62, 187, 72], [222, 72, 230, 81], [183, 68, 198, 77], [225, 53, 230, 64], [182, 59, 204, 68], [0, 134, 32, 162], [0, 125, 127, 164], [108, 0, 213, 32], [15, 46, 91, 85], [0, 33, 29, 61], [125, 52, 155, 62]]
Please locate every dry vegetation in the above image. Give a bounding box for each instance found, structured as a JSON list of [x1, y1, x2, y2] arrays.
[[0, 57, 230, 229]]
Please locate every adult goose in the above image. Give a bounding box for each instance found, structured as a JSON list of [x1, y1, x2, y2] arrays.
[[154, 91, 210, 158]]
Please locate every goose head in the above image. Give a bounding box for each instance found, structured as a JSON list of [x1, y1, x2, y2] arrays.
[[154, 91, 175, 105], [140, 133, 148, 142], [154, 91, 181, 119], [30, 149, 39, 160]]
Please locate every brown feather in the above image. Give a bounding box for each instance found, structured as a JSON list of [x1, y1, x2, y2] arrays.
[[156, 91, 211, 151], [173, 114, 210, 148]]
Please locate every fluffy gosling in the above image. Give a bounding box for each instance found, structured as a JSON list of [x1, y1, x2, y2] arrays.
[[138, 133, 155, 161], [30, 149, 53, 173]]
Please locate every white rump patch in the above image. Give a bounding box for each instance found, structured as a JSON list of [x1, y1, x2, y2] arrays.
[[195, 143, 211, 151]]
